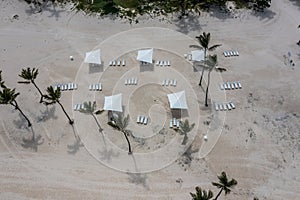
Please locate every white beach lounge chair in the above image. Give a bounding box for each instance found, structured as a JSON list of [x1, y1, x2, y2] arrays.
[[220, 83, 224, 90], [98, 83, 102, 91], [109, 61, 113, 66], [169, 80, 173, 86], [95, 84, 99, 91], [234, 82, 239, 89], [167, 60, 170, 66], [227, 82, 232, 89], [234, 50, 239, 56], [176, 120, 180, 128], [237, 81, 242, 89], [122, 59, 125, 66], [173, 118, 177, 127], [143, 117, 148, 125], [161, 80, 165, 86], [229, 51, 234, 56], [117, 60, 121, 66], [215, 103, 219, 111], [188, 54, 192, 61], [73, 104, 77, 111], [125, 79, 128, 85], [112, 60, 116, 66], [68, 83, 72, 90], [80, 103, 85, 110], [136, 115, 140, 123], [230, 102, 236, 109], [223, 51, 228, 57], [173, 79, 177, 87], [134, 78, 138, 85], [219, 104, 223, 111], [224, 82, 228, 90], [169, 120, 173, 128], [231, 82, 235, 90], [76, 104, 81, 111], [156, 60, 160, 66], [89, 84, 93, 90], [184, 54, 188, 59], [223, 103, 227, 110], [227, 103, 232, 110], [140, 116, 145, 124], [73, 83, 77, 90], [160, 61, 163, 66], [164, 61, 167, 66], [165, 79, 169, 86], [92, 84, 96, 90]]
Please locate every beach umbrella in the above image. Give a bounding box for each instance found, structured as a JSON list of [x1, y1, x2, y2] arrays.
[[84, 49, 101, 65], [103, 93, 123, 112], [167, 91, 188, 109], [136, 48, 153, 64], [191, 50, 205, 62]]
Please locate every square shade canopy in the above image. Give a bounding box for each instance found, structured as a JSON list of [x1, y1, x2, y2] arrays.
[[136, 48, 153, 64], [103, 93, 122, 112], [84, 49, 101, 64], [167, 90, 188, 109]]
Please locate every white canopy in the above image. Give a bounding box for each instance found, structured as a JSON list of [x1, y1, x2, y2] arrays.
[[84, 49, 101, 64], [136, 48, 153, 64], [191, 50, 205, 62], [167, 91, 188, 109], [103, 93, 122, 112]]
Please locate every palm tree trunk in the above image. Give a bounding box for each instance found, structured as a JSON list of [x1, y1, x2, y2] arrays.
[[12, 100, 32, 127], [31, 81, 44, 103], [205, 71, 211, 107], [122, 130, 132, 154], [182, 133, 188, 145], [199, 67, 205, 86], [214, 188, 223, 200], [91, 113, 103, 132], [57, 100, 74, 124], [199, 49, 207, 86]]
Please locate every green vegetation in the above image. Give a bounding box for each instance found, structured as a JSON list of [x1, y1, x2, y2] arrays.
[[79, 101, 104, 132], [43, 86, 74, 125], [190, 187, 213, 200], [23, 0, 272, 23], [18, 67, 44, 103], [212, 171, 238, 200], [108, 112, 132, 154], [177, 119, 195, 145]]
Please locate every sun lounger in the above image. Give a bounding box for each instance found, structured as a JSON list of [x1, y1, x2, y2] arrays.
[[230, 102, 235, 109], [163, 61, 167, 66], [188, 54, 192, 61], [117, 60, 121, 66], [76, 104, 81, 111], [125, 79, 128, 85], [234, 50, 239, 56], [229, 51, 234, 56], [160, 61, 163, 66], [173, 118, 176, 127], [227, 82, 232, 89], [156, 60, 160, 66], [89, 84, 93, 90], [112, 60, 116, 66], [176, 120, 180, 128], [224, 82, 228, 90], [220, 83, 224, 90], [122, 59, 125, 66], [223, 51, 228, 57], [227, 103, 232, 110], [167, 60, 170, 66], [68, 83, 72, 90], [219, 104, 223, 111], [109, 61, 113, 66], [169, 120, 173, 128], [136, 115, 140, 123], [169, 80, 173, 86], [223, 103, 227, 110], [234, 82, 239, 89], [165, 79, 169, 86], [73, 83, 77, 90], [73, 104, 77, 110], [98, 83, 102, 91], [237, 81, 242, 89], [184, 54, 188, 58], [134, 78, 138, 85], [215, 103, 219, 111], [161, 80, 165, 86], [143, 117, 148, 125], [173, 79, 177, 87], [140, 116, 145, 123], [231, 82, 235, 89], [81, 103, 85, 110]]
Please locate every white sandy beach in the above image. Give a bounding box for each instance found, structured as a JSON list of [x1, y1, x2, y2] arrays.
[[0, 0, 299, 199]]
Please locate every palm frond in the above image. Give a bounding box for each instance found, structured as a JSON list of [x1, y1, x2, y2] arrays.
[[212, 181, 223, 188], [208, 44, 222, 51], [18, 81, 31, 84], [95, 109, 104, 115]]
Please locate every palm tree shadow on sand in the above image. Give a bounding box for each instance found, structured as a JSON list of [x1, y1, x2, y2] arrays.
[[13, 112, 30, 129], [127, 154, 150, 190], [36, 106, 57, 122], [21, 127, 44, 152]]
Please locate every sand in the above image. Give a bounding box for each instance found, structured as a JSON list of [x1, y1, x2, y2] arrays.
[[0, 0, 299, 199]]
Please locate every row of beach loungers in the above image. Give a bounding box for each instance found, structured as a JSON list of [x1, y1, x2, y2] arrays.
[[155, 60, 171, 66], [125, 78, 138, 85], [169, 118, 180, 129], [223, 50, 239, 57], [54, 83, 77, 91], [73, 103, 85, 111], [220, 81, 242, 90], [215, 102, 236, 111], [136, 115, 148, 125], [109, 59, 126, 66], [162, 79, 177, 87], [89, 83, 102, 91]]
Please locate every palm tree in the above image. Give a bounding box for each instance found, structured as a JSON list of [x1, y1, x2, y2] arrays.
[[108, 112, 132, 154], [212, 171, 238, 200], [43, 86, 74, 124], [190, 186, 213, 200], [0, 87, 32, 127], [190, 32, 221, 86], [18, 67, 44, 103], [177, 119, 195, 145], [79, 101, 104, 132]]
